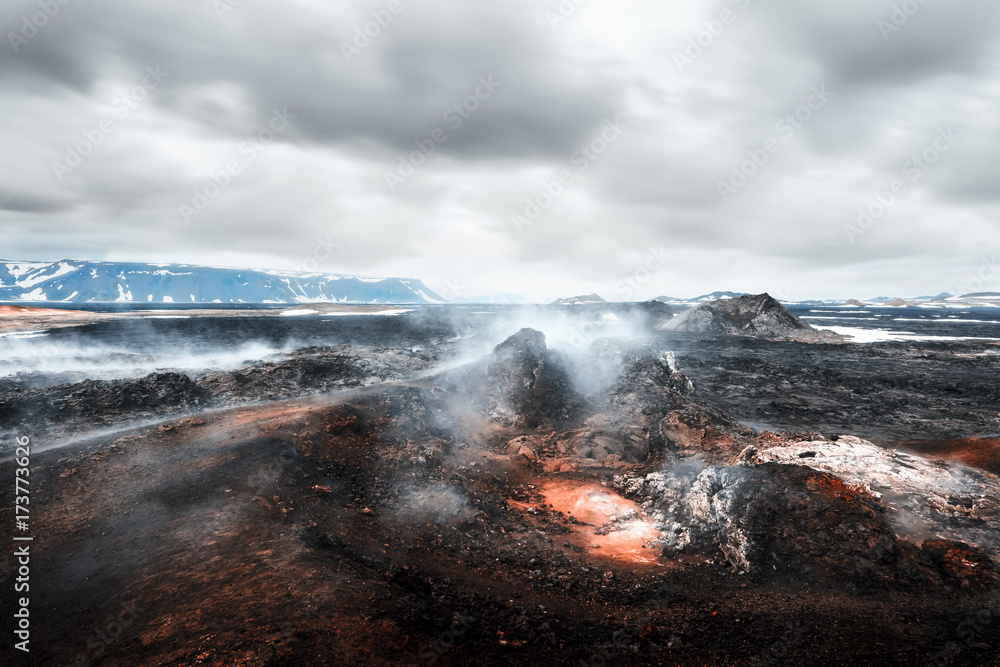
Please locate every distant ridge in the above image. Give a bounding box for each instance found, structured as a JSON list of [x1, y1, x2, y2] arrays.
[[692, 290, 747, 302], [552, 294, 606, 305], [0, 260, 443, 304]]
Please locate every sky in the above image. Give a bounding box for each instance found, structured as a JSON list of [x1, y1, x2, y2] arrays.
[[1, 0, 999, 302]]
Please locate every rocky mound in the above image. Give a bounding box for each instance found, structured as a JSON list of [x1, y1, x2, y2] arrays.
[[484, 336, 755, 466], [659, 293, 841, 341], [614, 462, 999, 587], [453, 328, 585, 428], [579, 340, 752, 464], [618, 464, 909, 581], [743, 436, 1000, 563]]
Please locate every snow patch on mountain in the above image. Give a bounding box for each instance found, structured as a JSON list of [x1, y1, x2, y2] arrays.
[[0, 260, 444, 305]]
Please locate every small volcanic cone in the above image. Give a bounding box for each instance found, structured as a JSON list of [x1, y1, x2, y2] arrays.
[[659, 293, 839, 341], [457, 328, 584, 428]]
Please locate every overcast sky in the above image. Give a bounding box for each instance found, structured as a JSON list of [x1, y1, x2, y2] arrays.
[[1, 0, 998, 301]]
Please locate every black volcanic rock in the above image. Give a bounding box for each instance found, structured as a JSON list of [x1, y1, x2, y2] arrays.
[[0, 372, 209, 429], [659, 303, 739, 334], [659, 293, 837, 341], [715, 293, 808, 334], [0, 346, 437, 434], [457, 328, 584, 428], [558, 339, 753, 464]]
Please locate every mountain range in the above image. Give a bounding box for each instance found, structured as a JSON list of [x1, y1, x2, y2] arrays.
[[0, 260, 444, 304], [2, 259, 997, 307]]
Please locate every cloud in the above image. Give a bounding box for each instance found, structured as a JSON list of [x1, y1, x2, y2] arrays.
[[2, 0, 999, 299]]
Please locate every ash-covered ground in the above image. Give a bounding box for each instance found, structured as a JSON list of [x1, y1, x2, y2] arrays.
[[2, 301, 999, 666]]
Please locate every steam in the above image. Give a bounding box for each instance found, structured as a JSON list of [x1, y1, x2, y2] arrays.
[[480, 306, 654, 357], [417, 303, 667, 392], [392, 482, 474, 527], [0, 334, 289, 383]]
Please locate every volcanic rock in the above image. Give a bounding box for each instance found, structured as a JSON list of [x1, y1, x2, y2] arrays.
[[747, 436, 1000, 563], [617, 463, 934, 584], [456, 328, 584, 428], [658, 302, 739, 334], [0, 345, 436, 434], [0, 372, 208, 429], [659, 293, 841, 341], [560, 340, 753, 464], [921, 540, 1000, 589]]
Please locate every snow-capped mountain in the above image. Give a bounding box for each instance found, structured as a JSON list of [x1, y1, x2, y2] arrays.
[[552, 294, 606, 305], [0, 260, 444, 304], [691, 291, 747, 302]]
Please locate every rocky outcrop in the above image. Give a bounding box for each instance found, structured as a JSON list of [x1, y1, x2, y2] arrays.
[[659, 293, 841, 341], [579, 340, 751, 463], [454, 328, 585, 428], [616, 463, 909, 581], [742, 436, 1000, 564], [471, 336, 755, 466], [921, 540, 1000, 589], [614, 462, 999, 587]]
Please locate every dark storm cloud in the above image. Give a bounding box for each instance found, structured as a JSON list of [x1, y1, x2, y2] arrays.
[[746, 0, 1000, 86], [0, 189, 65, 213], [0, 0, 620, 160], [2, 0, 999, 299]]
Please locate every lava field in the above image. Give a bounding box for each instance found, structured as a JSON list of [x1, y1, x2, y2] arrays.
[[2, 311, 1000, 666]]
